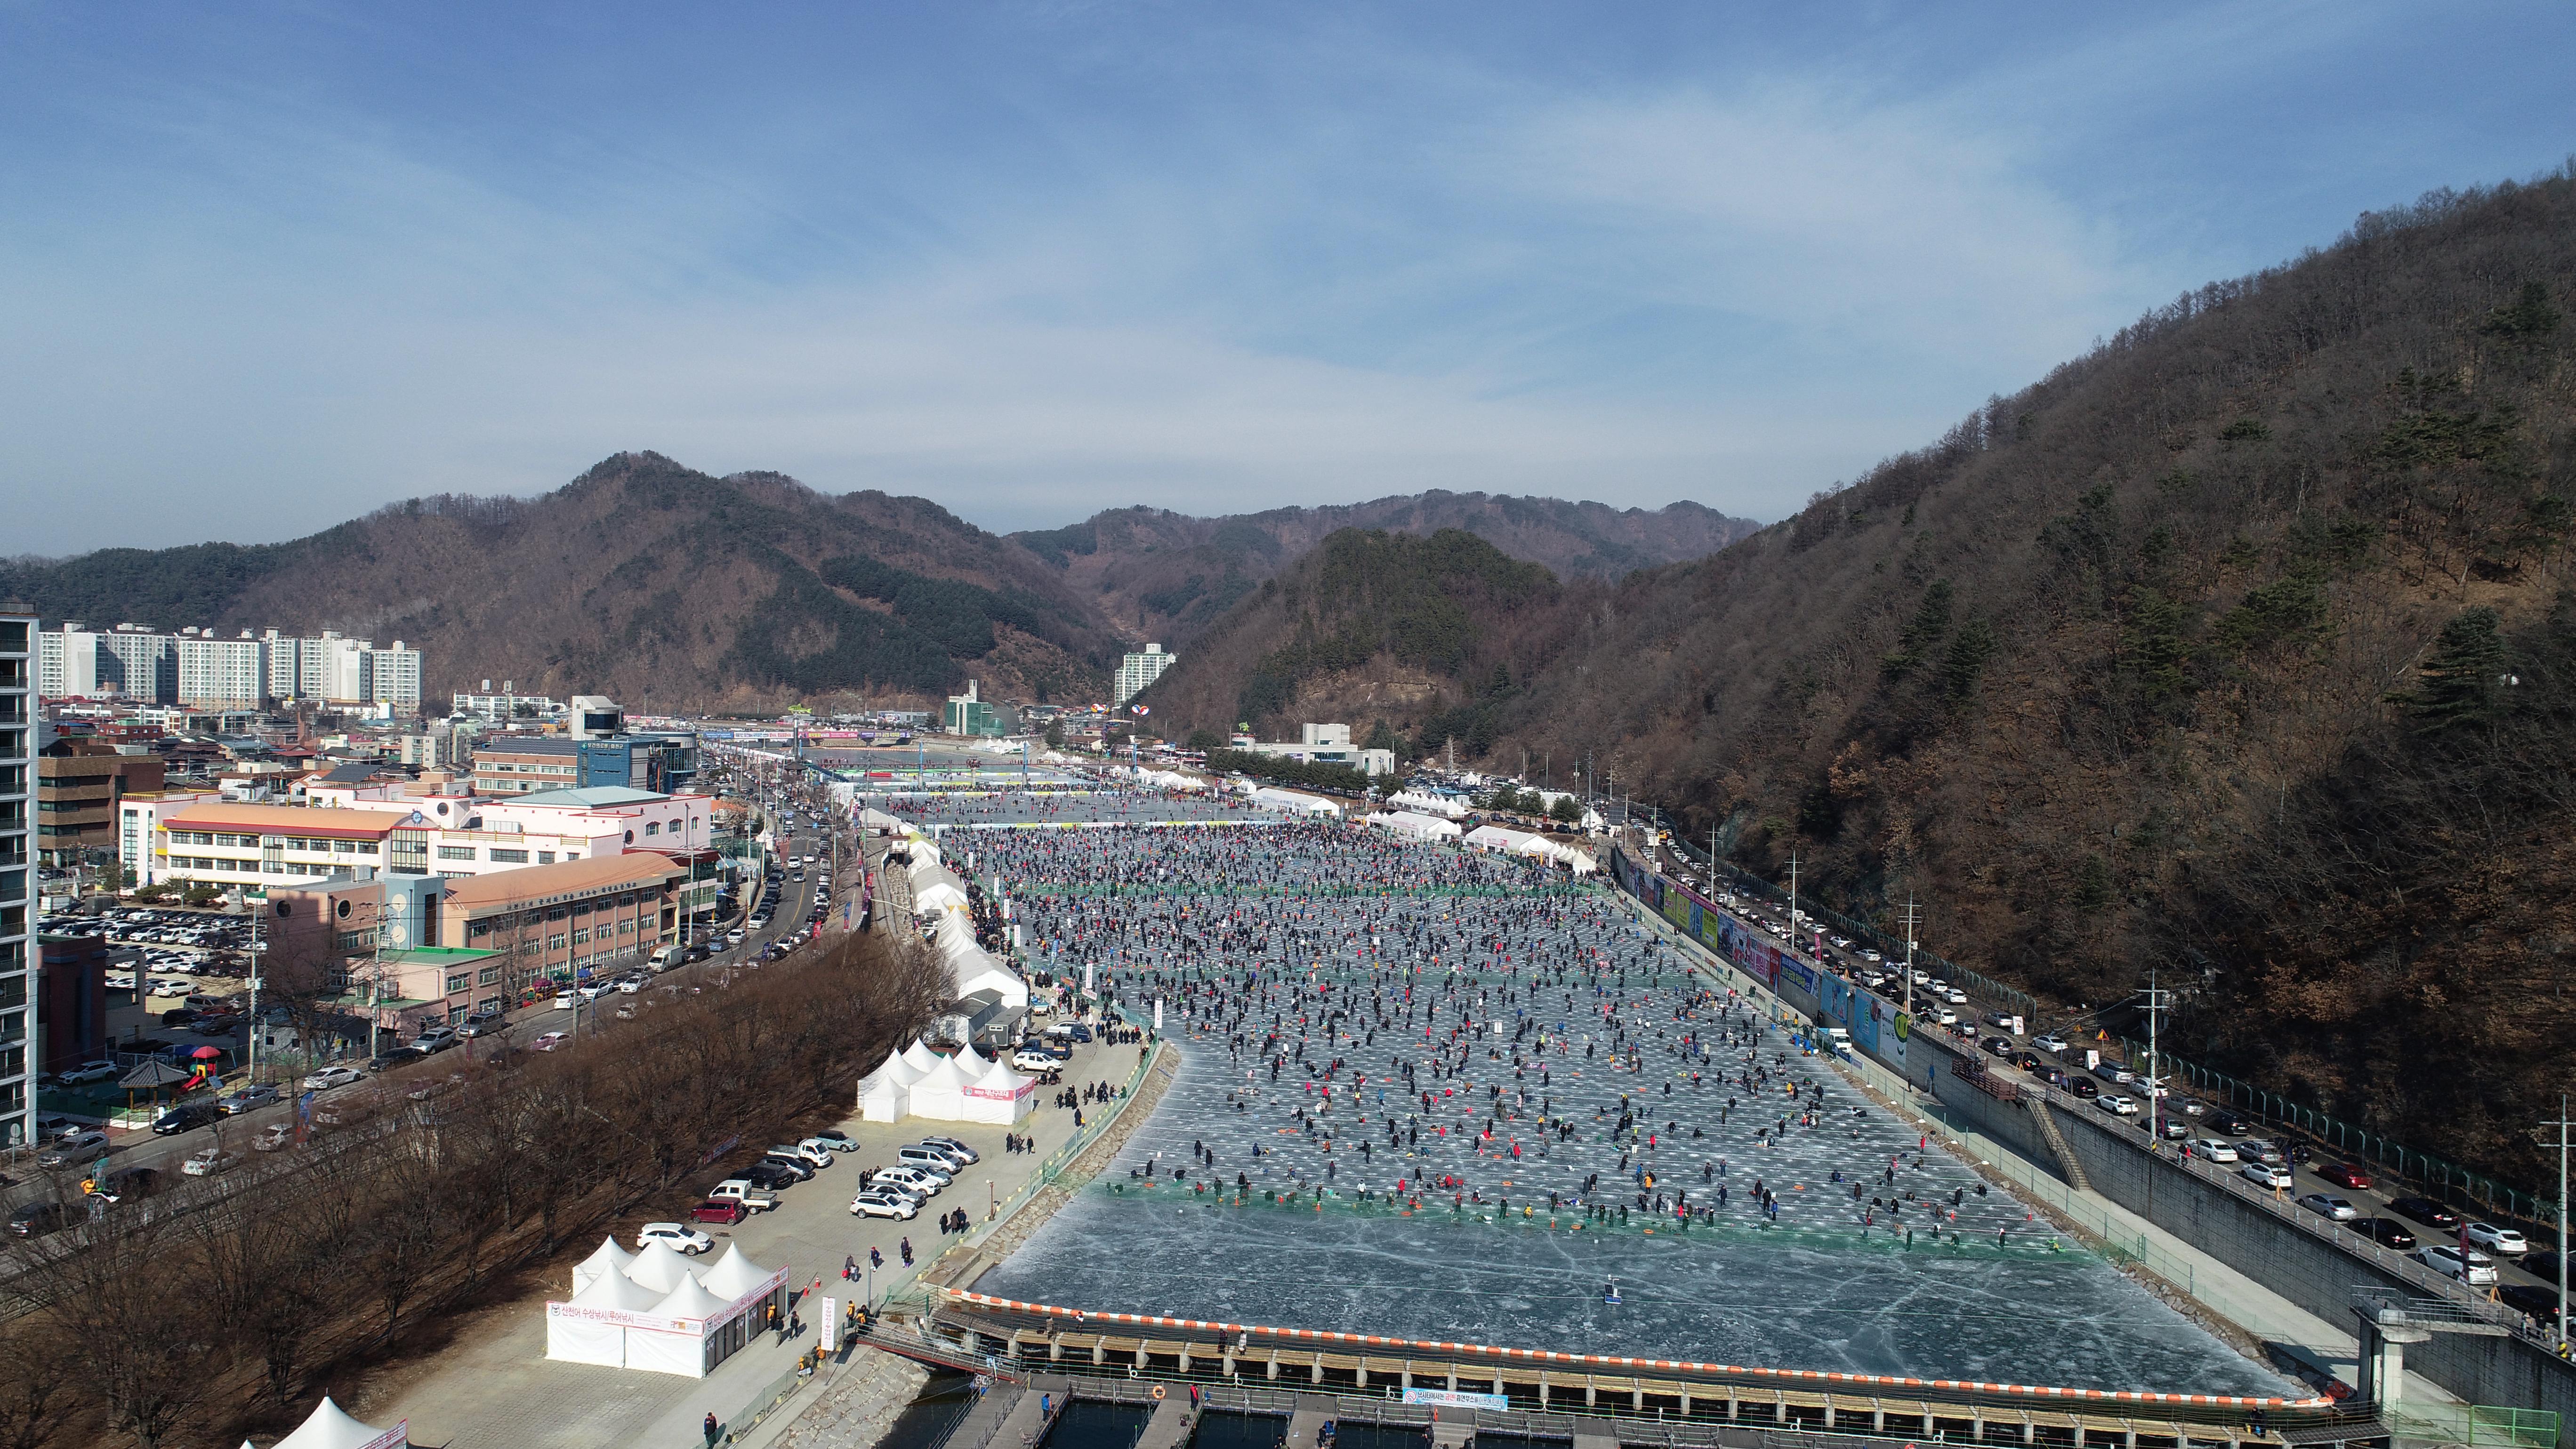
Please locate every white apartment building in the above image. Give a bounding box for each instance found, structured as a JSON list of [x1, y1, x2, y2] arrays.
[[39, 623, 419, 709], [176, 630, 271, 708], [0, 612, 33, 1146], [37, 624, 178, 702], [1114, 643, 1176, 707]]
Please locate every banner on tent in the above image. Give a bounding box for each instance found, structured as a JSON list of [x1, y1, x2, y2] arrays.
[[360, 1426, 408, 1449], [548, 1303, 696, 1333]]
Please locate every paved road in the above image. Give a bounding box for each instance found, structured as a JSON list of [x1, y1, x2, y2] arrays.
[[6, 813, 853, 1221], [1633, 831, 2571, 1321]]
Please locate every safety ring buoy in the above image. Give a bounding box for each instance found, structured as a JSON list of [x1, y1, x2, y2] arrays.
[[1151, 1385, 1167, 1400]]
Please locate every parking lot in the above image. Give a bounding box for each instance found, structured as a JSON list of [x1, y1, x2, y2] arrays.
[[363, 1029, 1133, 1449], [6, 817, 855, 1237]]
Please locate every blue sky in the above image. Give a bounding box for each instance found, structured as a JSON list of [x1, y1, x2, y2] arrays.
[[3, 2, 2569, 554]]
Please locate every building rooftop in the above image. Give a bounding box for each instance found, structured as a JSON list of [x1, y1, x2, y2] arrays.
[[379, 947, 499, 966], [500, 785, 677, 809], [440, 852, 687, 912], [161, 801, 420, 837]]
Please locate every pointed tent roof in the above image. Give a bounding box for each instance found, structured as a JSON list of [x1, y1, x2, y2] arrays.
[[976, 1057, 1031, 1093], [572, 1236, 637, 1296], [911, 1055, 973, 1092], [697, 1243, 777, 1302], [867, 1046, 926, 1087], [952, 1043, 992, 1074], [568, 1264, 665, 1313], [270, 1396, 405, 1449], [648, 1272, 733, 1324], [622, 1239, 697, 1295], [857, 1072, 908, 1105], [900, 1039, 944, 1073]]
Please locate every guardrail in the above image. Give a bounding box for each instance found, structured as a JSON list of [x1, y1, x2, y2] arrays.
[[2014, 1073, 2543, 1340], [907, 1029, 1168, 1298]]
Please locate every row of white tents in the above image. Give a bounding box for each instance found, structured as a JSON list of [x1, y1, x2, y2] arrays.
[[546, 1239, 790, 1379], [898, 838, 1030, 1009], [1365, 809, 1464, 842], [1461, 823, 1598, 874], [1248, 785, 1341, 816], [1385, 789, 1469, 819], [855, 1038, 1035, 1124]]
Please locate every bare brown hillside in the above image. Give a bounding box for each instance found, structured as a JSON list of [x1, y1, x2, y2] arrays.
[[1480, 174, 2576, 1184], [4, 453, 1119, 709]]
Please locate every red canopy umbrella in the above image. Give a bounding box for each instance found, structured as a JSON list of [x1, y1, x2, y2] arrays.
[[187, 1046, 224, 1059]]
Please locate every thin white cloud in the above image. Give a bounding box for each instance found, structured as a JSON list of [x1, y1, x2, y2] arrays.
[[1495, 81, 2143, 374]]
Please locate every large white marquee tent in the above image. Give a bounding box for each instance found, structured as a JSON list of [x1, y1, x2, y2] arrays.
[[545, 1240, 789, 1379], [242, 1398, 406, 1449], [853, 1040, 1034, 1125]]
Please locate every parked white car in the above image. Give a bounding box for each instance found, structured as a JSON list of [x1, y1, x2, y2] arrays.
[[2413, 1245, 2499, 1286], [2194, 1139, 2239, 1163], [873, 1165, 945, 1197], [636, 1222, 716, 1255], [2463, 1223, 2529, 1257], [2241, 1162, 2293, 1191], [2095, 1095, 2139, 1116], [850, 1190, 920, 1220], [301, 1066, 364, 1091]]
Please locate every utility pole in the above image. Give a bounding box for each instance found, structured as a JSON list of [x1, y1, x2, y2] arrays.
[[2543, 1099, 2574, 1354], [1899, 894, 1921, 1029], [246, 901, 266, 1086], [1786, 852, 1800, 957], [2143, 972, 2174, 1143]]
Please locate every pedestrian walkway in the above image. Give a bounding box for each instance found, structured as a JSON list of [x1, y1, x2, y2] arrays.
[[352, 1027, 1144, 1449]]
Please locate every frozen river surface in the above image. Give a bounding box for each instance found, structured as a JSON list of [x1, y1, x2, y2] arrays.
[[955, 817, 2288, 1396]]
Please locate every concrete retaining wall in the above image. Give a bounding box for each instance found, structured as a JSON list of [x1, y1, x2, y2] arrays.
[[1913, 1032, 2576, 1420], [1617, 864, 2576, 1420]]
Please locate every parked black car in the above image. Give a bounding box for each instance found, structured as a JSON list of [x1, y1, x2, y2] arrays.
[[2500, 1282, 2562, 1320], [2065, 1077, 2100, 1100], [2205, 1110, 2252, 1135], [151, 1103, 221, 1136], [2349, 1217, 2416, 1250], [7, 1202, 69, 1239], [2388, 1196, 2463, 1233], [738, 1162, 801, 1191]]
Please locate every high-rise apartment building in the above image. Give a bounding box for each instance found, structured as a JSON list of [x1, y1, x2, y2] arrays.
[[1113, 643, 1175, 707], [0, 612, 35, 1147], [176, 630, 271, 708], [36, 624, 177, 702]]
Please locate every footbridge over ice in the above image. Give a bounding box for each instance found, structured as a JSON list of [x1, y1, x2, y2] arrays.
[[858, 1288, 2390, 1449]]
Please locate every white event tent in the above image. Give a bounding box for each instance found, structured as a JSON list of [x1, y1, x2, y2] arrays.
[[861, 1039, 1033, 1125], [1387, 789, 1468, 819], [1251, 787, 1340, 816], [1366, 810, 1463, 842], [544, 1242, 788, 1379], [242, 1398, 406, 1449]]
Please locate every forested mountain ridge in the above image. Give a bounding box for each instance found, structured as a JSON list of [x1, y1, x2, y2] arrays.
[[1013, 492, 1754, 649], [1135, 528, 1586, 755], [5, 468, 1751, 708], [0, 452, 1120, 708], [1471, 174, 2576, 1185]]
